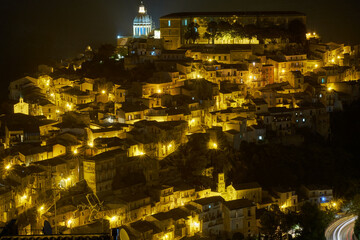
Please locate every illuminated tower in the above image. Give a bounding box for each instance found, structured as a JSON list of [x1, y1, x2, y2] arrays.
[[133, 1, 153, 38], [218, 173, 225, 193]]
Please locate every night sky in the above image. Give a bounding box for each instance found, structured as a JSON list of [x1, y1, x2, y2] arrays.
[[0, 0, 359, 86]]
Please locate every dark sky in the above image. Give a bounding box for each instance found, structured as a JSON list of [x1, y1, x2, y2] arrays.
[[0, 0, 359, 85]]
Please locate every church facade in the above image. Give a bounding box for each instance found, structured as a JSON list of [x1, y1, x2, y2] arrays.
[[133, 1, 153, 38]]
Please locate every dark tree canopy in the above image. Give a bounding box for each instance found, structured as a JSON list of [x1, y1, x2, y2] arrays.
[[184, 22, 200, 44]]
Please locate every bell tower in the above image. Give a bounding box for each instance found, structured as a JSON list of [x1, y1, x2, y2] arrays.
[[217, 173, 225, 193]]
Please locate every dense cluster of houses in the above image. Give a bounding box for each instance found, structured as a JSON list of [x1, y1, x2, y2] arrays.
[[1, 8, 360, 239]]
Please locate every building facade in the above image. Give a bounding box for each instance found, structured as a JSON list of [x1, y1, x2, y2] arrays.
[[160, 11, 306, 50]]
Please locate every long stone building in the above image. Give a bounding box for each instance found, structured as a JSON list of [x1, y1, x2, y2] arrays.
[[160, 11, 306, 50]]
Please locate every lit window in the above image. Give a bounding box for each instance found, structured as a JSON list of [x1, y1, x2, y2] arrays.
[[184, 19, 188, 26], [319, 93, 322, 98], [168, 20, 171, 27], [302, 118, 306, 123]]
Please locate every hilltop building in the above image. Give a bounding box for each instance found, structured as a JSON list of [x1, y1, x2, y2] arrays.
[[133, 1, 154, 38], [160, 11, 306, 49]]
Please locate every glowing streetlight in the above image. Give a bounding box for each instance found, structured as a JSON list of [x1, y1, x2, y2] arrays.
[[332, 202, 337, 207], [157, 89, 162, 93], [315, 64, 319, 68], [110, 216, 117, 222], [327, 87, 332, 91], [67, 218, 73, 228], [192, 221, 200, 227], [73, 149, 78, 154], [88, 142, 94, 147], [101, 90, 106, 94], [38, 205, 45, 214], [5, 164, 11, 170], [21, 194, 28, 202]]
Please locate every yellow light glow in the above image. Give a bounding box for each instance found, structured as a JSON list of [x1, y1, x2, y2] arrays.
[[331, 59, 335, 63], [190, 119, 195, 123], [197, 74, 201, 78], [50, 93, 55, 97], [67, 218, 73, 227], [211, 142, 218, 149], [101, 90, 106, 94], [5, 164, 11, 170], [208, 58, 213, 62], [38, 205, 44, 213], [157, 89, 162, 93], [110, 216, 117, 222], [168, 144, 173, 148], [313, 32, 316, 35], [21, 194, 28, 201], [193, 222, 200, 227], [327, 87, 332, 91], [56, 109, 60, 113], [88, 142, 94, 147], [66, 177, 71, 182], [332, 202, 337, 207], [315, 64, 319, 68], [282, 69, 285, 73], [139, 151, 145, 156], [73, 149, 78, 154], [337, 55, 340, 59]]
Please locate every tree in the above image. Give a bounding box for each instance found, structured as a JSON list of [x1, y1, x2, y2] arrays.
[[96, 44, 116, 61], [297, 202, 334, 240], [288, 19, 307, 44], [204, 21, 218, 44], [243, 24, 259, 43], [184, 22, 200, 44], [216, 21, 232, 43]]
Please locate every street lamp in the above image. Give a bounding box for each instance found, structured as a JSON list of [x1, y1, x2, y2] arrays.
[[67, 218, 73, 228], [5, 163, 11, 170]]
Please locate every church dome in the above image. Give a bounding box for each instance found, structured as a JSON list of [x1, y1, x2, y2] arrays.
[[133, 1, 153, 37], [133, 13, 152, 24]]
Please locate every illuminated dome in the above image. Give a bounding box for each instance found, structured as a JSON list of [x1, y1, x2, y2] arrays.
[[133, 1, 153, 38]]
